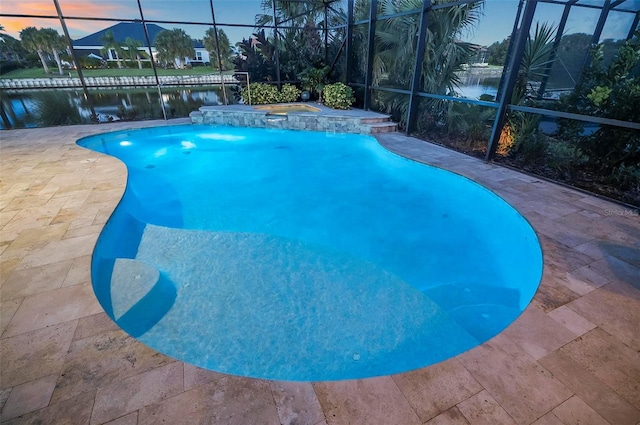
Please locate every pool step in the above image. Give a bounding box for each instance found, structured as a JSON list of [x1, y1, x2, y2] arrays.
[[360, 116, 393, 124], [366, 121, 398, 134]]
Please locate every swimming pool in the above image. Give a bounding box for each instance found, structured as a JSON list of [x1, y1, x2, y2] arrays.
[[78, 124, 543, 381]]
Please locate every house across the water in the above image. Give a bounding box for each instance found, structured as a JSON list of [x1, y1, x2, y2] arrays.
[[72, 22, 210, 67]]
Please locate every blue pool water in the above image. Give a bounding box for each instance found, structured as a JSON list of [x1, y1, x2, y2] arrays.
[[78, 124, 543, 381]]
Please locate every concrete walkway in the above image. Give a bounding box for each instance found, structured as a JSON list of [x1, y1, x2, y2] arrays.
[[1, 119, 639, 424]]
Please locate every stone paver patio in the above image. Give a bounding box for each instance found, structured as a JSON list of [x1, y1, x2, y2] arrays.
[[1, 118, 639, 425]]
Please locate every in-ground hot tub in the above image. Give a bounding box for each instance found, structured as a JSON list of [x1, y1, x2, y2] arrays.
[[78, 124, 543, 381]]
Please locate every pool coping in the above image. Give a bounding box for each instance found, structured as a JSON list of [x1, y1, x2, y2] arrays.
[[1, 118, 639, 425]]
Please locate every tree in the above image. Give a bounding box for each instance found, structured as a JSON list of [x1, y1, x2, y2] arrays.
[[254, 0, 345, 80], [20, 27, 50, 74], [123, 37, 146, 69], [233, 30, 278, 82], [1, 27, 29, 66], [100, 30, 123, 68], [487, 37, 510, 66], [154, 29, 195, 69], [366, 0, 483, 127], [40, 28, 67, 75], [203, 28, 233, 71]]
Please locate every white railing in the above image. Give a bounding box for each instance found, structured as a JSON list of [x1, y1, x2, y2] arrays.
[[0, 74, 239, 89]]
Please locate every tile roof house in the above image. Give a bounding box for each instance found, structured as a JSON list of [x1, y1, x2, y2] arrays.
[[72, 22, 210, 66]]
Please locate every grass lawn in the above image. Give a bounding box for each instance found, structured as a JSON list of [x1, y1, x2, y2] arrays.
[[1, 67, 235, 79]]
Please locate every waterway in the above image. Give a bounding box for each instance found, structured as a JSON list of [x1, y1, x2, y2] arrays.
[[0, 76, 501, 130]]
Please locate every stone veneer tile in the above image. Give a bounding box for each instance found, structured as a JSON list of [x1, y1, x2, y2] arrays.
[[103, 412, 138, 425], [1, 259, 74, 301], [183, 363, 225, 390], [566, 281, 640, 350], [558, 328, 640, 409], [574, 240, 608, 260], [552, 395, 610, 425], [527, 215, 593, 247], [314, 377, 421, 425], [2, 390, 95, 425], [503, 304, 578, 360], [0, 320, 77, 389], [424, 407, 470, 425], [562, 271, 598, 296], [4, 222, 69, 252], [598, 240, 640, 269], [3, 283, 102, 337], [537, 233, 595, 273], [534, 269, 582, 313], [458, 334, 572, 424], [62, 255, 92, 287], [547, 305, 596, 336], [0, 299, 22, 336], [63, 223, 104, 240], [570, 263, 613, 288], [530, 413, 565, 425], [270, 381, 325, 425], [1, 198, 68, 240], [0, 258, 21, 287], [72, 312, 119, 341], [456, 390, 516, 425], [15, 233, 98, 270], [138, 376, 280, 425], [0, 389, 11, 413], [582, 256, 640, 285], [0, 374, 58, 421], [2, 194, 55, 212], [392, 358, 482, 422], [539, 350, 640, 425], [90, 361, 184, 424], [51, 329, 173, 404], [0, 210, 19, 230]]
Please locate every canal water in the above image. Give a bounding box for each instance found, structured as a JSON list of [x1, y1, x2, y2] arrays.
[[0, 76, 500, 130], [0, 87, 232, 130]]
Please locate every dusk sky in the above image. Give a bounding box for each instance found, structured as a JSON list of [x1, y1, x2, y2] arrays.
[[1, 0, 638, 47]]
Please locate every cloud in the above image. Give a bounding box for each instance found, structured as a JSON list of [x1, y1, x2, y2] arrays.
[[1, 1, 138, 38]]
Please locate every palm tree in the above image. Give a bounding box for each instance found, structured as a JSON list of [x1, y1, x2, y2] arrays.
[[40, 28, 67, 75], [203, 28, 233, 71], [154, 29, 195, 69], [514, 22, 558, 103], [100, 30, 123, 68], [123, 37, 146, 69], [20, 27, 50, 74], [369, 0, 483, 127]]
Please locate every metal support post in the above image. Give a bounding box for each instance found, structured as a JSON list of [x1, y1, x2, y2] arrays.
[[363, 0, 378, 110], [485, 0, 537, 161], [137, 0, 167, 120], [53, 0, 97, 120], [405, 0, 432, 135]]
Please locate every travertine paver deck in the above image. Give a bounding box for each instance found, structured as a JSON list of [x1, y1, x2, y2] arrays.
[[1, 118, 639, 425]]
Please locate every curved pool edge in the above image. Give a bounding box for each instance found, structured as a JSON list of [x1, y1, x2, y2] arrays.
[[76, 123, 545, 382], [372, 133, 545, 312]]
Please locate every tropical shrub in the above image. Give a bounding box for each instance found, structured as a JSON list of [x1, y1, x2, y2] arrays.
[[241, 83, 303, 104], [298, 66, 329, 101], [557, 33, 640, 173], [278, 84, 301, 103], [242, 83, 279, 105], [323, 83, 355, 109]]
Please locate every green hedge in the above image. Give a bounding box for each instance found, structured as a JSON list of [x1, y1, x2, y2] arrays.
[[242, 82, 301, 104], [323, 82, 354, 110]]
